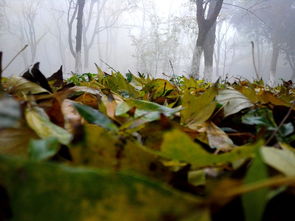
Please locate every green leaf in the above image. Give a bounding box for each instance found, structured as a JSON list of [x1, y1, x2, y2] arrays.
[[261, 147, 295, 176], [74, 102, 118, 132], [71, 124, 171, 180], [216, 89, 253, 117], [279, 122, 294, 137], [0, 155, 201, 221], [0, 95, 21, 129], [181, 86, 217, 126], [242, 151, 269, 221], [126, 99, 181, 122], [29, 137, 60, 161], [188, 170, 206, 186], [25, 106, 72, 145], [115, 101, 131, 116], [100, 72, 140, 98], [157, 129, 261, 168], [142, 79, 178, 99], [242, 108, 277, 130]]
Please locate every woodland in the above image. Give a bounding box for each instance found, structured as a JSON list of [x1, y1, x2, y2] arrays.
[[0, 0, 295, 221]]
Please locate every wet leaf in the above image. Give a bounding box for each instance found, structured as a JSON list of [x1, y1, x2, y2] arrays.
[[0, 155, 201, 221], [216, 89, 253, 117], [25, 106, 72, 145], [261, 147, 295, 176], [73, 102, 118, 132], [242, 151, 269, 221], [157, 129, 261, 168], [29, 137, 60, 161]]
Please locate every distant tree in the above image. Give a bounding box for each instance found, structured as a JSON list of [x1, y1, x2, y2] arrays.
[[67, 0, 85, 73], [230, 0, 295, 81], [190, 0, 223, 80], [67, 0, 137, 72], [0, 0, 7, 32], [131, 1, 197, 76], [14, 0, 45, 68]]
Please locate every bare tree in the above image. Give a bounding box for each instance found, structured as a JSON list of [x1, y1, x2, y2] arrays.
[[67, 0, 85, 74], [0, 0, 7, 32], [21, 0, 43, 65], [190, 0, 223, 80], [83, 0, 108, 69]]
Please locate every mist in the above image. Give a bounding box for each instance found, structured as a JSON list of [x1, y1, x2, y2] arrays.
[[0, 0, 294, 83]]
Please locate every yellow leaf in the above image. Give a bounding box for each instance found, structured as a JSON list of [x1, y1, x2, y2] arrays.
[[25, 106, 72, 145], [181, 86, 217, 126]]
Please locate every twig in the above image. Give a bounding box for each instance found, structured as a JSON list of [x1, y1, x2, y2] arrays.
[[99, 58, 118, 73], [223, 2, 270, 30], [251, 41, 259, 79], [223, 176, 295, 198], [1, 45, 28, 75], [266, 102, 295, 145], [169, 60, 175, 77]]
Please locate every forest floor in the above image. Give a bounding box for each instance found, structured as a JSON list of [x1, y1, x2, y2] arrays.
[[0, 66, 295, 221]]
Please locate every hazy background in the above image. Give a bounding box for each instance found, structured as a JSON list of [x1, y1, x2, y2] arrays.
[[0, 0, 294, 83]]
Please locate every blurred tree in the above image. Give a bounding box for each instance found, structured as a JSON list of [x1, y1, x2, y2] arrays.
[[67, 0, 137, 73], [17, 0, 45, 68], [0, 0, 7, 32], [67, 0, 85, 73], [190, 0, 223, 80], [131, 0, 197, 76], [230, 0, 295, 81]]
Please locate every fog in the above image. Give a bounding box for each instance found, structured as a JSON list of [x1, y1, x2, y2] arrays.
[[0, 0, 294, 83]]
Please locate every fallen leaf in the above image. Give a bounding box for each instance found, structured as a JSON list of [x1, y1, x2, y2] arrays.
[[0, 128, 37, 157], [0, 95, 21, 129], [157, 129, 261, 168], [181, 86, 217, 126], [25, 106, 72, 145], [216, 89, 253, 117], [29, 137, 60, 161], [242, 150, 269, 221], [203, 121, 235, 150], [73, 102, 118, 132], [0, 155, 201, 221], [261, 147, 295, 176]]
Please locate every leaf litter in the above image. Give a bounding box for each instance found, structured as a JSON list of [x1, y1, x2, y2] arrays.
[[0, 65, 295, 221]]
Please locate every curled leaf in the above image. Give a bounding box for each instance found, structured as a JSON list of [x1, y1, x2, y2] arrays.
[[25, 106, 72, 145], [216, 89, 253, 117]]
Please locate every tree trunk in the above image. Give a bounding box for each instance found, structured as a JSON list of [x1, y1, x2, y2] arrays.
[[204, 22, 217, 81], [270, 41, 279, 83], [190, 0, 223, 80], [75, 0, 85, 74]]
